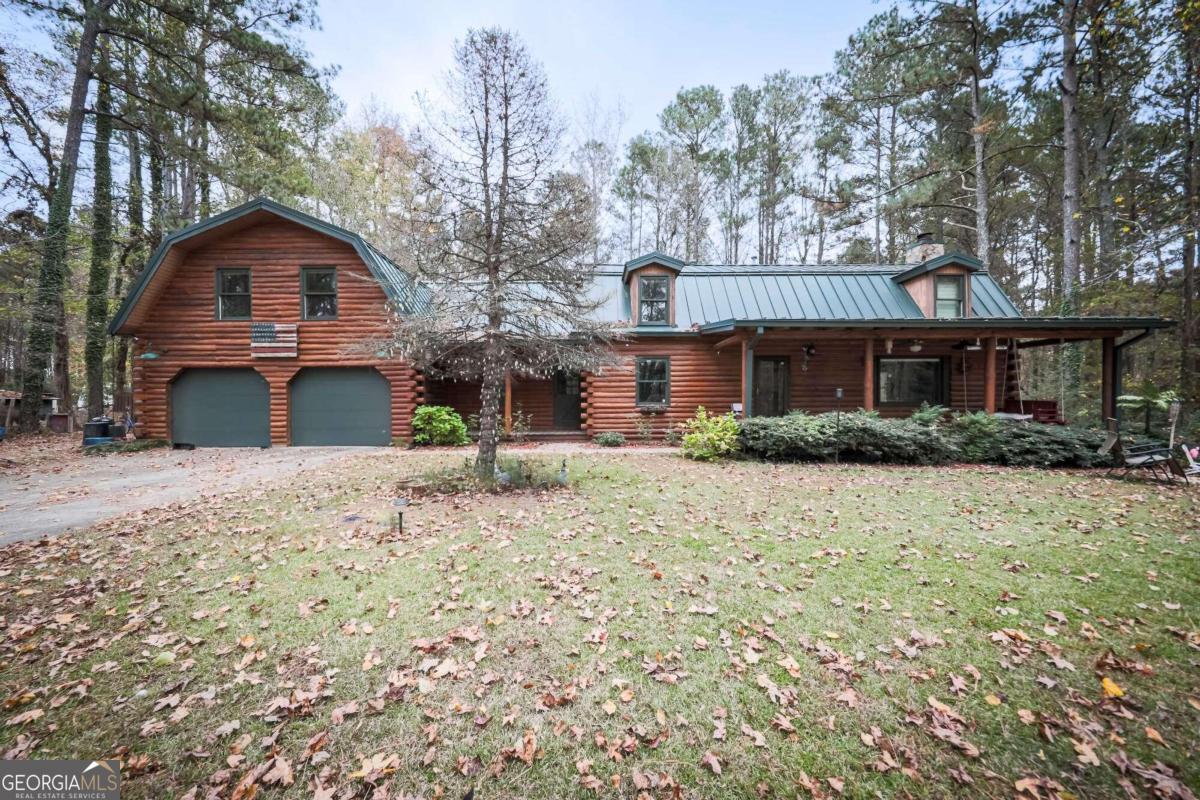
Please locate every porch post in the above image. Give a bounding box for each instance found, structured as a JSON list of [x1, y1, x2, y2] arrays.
[[742, 337, 755, 418], [504, 370, 513, 434], [1101, 336, 1116, 421], [863, 338, 875, 411], [984, 336, 997, 413]]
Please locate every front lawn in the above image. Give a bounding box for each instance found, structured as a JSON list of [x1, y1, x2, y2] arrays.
[[1, 453, 1197, 800]]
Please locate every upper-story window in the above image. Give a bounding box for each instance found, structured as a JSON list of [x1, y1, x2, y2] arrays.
[[638, 275, 670, 325], [302, 267, 338, 320], [216, 268, 251, 320], [935, 275, 965, 318]]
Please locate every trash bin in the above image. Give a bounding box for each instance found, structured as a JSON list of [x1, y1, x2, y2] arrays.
[[83, 417, 112, 439]]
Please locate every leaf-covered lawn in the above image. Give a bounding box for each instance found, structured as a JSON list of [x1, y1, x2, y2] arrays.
[[1, 451, 1198, 800]]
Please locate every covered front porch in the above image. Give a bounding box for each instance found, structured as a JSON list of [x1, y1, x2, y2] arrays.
[[423, 370, 585, 438], [711, 320, 1172, 423]]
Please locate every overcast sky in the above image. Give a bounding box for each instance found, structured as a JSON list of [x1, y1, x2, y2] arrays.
[[307, 0, 879, 137]]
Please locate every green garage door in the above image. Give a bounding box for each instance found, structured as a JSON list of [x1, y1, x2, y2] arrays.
[[171, 368, 270, 447], [290, 367, 390, 446]]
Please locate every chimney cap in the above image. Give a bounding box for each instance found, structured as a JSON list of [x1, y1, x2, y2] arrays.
[[915, 231, 935, 245]]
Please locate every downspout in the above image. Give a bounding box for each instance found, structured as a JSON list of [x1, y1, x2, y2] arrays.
[[1113, 328, 1156, 424]]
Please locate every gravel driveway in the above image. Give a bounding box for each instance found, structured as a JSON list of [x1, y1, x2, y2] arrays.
[[0, 446, 372, 546]]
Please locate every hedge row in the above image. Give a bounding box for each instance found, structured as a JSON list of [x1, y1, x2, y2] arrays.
[[736, 409, 1115, 468]]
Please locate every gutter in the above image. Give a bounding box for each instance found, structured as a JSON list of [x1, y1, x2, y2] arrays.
[[697, 317, 1175, 334]]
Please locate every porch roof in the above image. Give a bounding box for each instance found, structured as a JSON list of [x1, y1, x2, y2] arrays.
[[694, 316, 1174, 335]]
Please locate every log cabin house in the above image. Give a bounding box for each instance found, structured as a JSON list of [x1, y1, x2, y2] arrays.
[[109, 198, 1171, 446]]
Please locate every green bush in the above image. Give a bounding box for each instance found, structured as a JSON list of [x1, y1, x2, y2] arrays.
[[739, 409, 1124, 469], [909, 402, 949, 427], [412, 405, 469, 446], [951, 417, 1110, 468], [593, 431, 626, 447], [681, 406, 741, 461], [83, 438, 168, 456], [950, 411, 1003, 462], [740, 411, 956, 464]]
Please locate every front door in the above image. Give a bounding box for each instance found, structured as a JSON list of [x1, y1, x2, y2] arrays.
[[753, 357, 790, 417], [552, 372, 583, 430]]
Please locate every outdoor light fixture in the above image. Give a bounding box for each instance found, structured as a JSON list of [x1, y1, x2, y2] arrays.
[[801, 343, 816, 372], [392, 497, 410, 535], [908, 340, 923, 353]]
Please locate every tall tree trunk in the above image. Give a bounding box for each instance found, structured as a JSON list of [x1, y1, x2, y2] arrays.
[[1183, 52, 1198, 402], [1060, 0, 1083, 310], [20, 0, 114, 429], [149, 134, 165, 244], [968, 0, 991, 267], [84, 65, 113, 419], [873, 106, 883, 265]]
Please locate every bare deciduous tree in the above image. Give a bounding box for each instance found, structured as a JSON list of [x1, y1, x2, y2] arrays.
[[390, 28, 618, 477]]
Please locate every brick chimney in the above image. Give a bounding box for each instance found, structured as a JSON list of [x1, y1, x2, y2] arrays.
[[905, 232, 945, 265]]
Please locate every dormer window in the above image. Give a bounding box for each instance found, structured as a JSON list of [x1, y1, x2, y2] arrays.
[[935, 275, 965, 318], [639, 275, 670, 325]]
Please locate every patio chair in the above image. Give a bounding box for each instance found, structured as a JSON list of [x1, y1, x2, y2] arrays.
[[1098, 418, 1175, 482], [1175, 443, 1200, 485]]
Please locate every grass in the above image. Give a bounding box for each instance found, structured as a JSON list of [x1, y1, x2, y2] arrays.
[[1, 451, 1197, 800]]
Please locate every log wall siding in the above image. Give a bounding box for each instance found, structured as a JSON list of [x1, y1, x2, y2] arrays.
[[583, 336, 1006, 437], [127, 220, 420, 443]]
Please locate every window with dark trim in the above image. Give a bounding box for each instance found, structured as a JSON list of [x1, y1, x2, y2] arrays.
[[635, 356, 670, 406], [638, 275, 670, 325], [935, 275, 965, 318], [216, 268, 251, 320], [876, 357, 946, 405], [302, 267, 338, 320]]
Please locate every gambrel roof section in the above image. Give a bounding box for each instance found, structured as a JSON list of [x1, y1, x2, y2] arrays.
[[108, 197, 430, 335]]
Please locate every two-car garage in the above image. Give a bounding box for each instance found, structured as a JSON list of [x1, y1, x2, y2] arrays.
[[169, 367, 391, 447]]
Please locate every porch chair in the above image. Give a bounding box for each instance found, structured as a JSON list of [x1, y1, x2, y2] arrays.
[[1175, 443, 1200, 485], [1099, 417, 1175, 483]]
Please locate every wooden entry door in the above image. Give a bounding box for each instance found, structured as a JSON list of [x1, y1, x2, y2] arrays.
[[753, 357, 790, 417], [552, 372, 582, 430]]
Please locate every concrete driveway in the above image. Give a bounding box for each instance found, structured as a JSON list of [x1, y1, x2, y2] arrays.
[[0, 446, 372, 546]]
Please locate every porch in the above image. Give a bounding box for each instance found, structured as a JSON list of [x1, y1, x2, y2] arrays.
[[423, 370, 585, 437], [711, 322, 1163, 423]]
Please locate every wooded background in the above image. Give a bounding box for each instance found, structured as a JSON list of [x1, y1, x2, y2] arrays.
[[0, 0, 1195, 429]]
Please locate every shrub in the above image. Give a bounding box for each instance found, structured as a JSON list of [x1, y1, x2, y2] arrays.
[[663, 423, 683, 446], [740, 411, 955, 464], [630, 413, 656, 442], [593, 431, 626, 447], [950, 411, 1003, 462], [909, 402, 949, 427], [414, 455, 568, 494], [508, 406, 532, 444], [681, 406, 741, 461], [412, 405, 469, 446], [740, 410, 1122, 469], [956, 420, 1110, 468], [83, 438, 168, 456]]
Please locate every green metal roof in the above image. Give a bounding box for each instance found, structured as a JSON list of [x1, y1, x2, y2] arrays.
[[108, 197, 430, 334], [590, 262, 1025, 328]]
